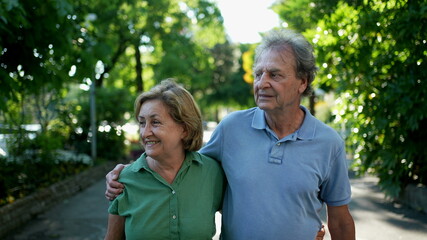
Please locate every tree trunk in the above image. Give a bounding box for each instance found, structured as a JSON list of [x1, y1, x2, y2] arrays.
[[309, 92, 316, 116], [96, 41, 128, 87], [134, 42, 143, 92]]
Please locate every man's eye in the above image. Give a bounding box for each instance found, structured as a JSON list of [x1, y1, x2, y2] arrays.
[[139, 121, 146, 126], [271, 73, 282, 80]]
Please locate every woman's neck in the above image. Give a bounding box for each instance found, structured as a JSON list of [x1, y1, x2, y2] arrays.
[[147, 152, 186, 184]]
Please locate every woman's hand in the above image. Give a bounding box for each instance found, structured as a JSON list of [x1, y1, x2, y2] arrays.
[[316, 225, 326, 240]]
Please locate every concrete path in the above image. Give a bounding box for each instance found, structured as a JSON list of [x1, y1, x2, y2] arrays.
[[6, 179, 109, 240], [345, 176, 427, 240], [5, 176, 427, 240]]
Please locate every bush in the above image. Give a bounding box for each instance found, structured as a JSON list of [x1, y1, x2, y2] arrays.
[[64, 86, 132, 161], [0, 131, 91, 207]]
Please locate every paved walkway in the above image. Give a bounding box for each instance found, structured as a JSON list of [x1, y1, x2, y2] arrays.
[[6, 179, 109, 240], [6, 176, 427, 240]]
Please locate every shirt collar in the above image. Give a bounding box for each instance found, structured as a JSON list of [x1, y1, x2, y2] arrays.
[[130, 151, 203, 173], [297, 106, 316, 140], [252, 106, 316, 140]]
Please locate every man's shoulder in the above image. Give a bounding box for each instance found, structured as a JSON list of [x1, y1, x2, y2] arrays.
[[301, 107, 343, 144], [312, 118, 344, 144], [221, 107, 257, 123]]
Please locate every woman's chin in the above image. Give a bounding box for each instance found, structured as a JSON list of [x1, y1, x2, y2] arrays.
[[145, 150, 157, 158]]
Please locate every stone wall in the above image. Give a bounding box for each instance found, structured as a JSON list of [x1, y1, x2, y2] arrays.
[[401, 184, 427, 214], [0, 162, 116, 239]]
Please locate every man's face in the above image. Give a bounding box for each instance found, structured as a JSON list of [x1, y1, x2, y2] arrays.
[[253, 48, 307, 113]]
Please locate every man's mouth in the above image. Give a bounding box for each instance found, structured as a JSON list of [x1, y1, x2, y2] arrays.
[[258, 93, 273, 99]]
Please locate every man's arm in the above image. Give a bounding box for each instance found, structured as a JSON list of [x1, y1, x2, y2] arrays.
[[105, 164, 126, 200], [105, 214, 125, 240], [327, 205, 355, 240]]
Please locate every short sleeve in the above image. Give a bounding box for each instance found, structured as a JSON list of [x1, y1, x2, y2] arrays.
[[320, 144, 352, 206], [108, 198, 119, 215], [107, 186, 129, 216]]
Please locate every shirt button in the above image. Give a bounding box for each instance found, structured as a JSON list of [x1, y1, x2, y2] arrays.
[[276, 142, 281, 146], [172, 190, 176, 194], [172, 215, 177, 219]]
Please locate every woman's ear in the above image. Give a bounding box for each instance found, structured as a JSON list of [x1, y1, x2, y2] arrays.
[[181, 125, 188, 140]]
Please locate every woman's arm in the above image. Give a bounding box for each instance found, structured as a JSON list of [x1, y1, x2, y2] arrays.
[[316, 225, 326, 240], [105, 214, 125, 240]]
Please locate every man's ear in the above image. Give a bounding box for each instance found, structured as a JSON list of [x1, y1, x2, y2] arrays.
[[298, 77, 308, 94]]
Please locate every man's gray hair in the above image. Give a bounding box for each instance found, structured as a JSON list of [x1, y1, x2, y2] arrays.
[[254, 29, 317, 96]]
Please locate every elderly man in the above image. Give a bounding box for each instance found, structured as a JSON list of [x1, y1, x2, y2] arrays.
[[106, 29, 355, 240]]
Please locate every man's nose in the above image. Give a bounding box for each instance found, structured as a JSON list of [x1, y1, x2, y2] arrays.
[[257, 72, 271, 88]]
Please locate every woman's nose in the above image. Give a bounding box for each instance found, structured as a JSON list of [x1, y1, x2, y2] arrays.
[[140, 125, 152, 137]]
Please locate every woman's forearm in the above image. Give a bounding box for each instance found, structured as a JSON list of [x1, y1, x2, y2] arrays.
[[105, 214, 125, 240]]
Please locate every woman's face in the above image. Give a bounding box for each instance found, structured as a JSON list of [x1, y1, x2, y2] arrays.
[[137, 99, 187, 161]]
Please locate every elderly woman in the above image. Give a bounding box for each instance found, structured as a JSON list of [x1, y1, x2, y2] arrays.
[[105, 79, 225, 240]]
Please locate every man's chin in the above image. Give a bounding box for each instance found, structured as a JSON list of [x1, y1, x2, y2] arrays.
[[257, 103, 273, 111]]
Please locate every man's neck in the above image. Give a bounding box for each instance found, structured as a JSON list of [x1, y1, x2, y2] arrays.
[[264, 106, 305, 139]]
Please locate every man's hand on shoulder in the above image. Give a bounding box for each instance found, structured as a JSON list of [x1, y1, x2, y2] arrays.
[[105, 164, 127, 201]]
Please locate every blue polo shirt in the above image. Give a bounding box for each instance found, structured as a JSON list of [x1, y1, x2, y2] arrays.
[[109, 151, 225, 240], [200, 106, 352, 240]]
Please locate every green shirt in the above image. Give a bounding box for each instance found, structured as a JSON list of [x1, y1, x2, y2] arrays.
[[108, 151, 225, 240]]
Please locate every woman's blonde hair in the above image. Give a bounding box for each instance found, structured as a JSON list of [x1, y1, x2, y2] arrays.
[[134, 78, 203, 151]]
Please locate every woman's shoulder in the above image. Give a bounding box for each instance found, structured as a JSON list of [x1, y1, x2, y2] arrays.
[[190, 151, 221, 168], [118, 155, 147, 179]]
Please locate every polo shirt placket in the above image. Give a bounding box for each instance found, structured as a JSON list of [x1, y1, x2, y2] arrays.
[[269, 141, 284, 164], [169, 187, 179, 239], [168, 160, 192, 240], [268, 130, 299, 165]]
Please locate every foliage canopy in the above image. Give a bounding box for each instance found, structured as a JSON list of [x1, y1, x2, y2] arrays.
[[274, 0, 427, 198], [0, 0, 255, 205]]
